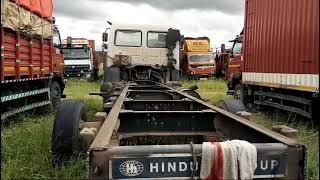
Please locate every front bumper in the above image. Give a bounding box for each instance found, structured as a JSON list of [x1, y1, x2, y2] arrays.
[[64, 65, 91, 77], [190, 67, 215, 77]]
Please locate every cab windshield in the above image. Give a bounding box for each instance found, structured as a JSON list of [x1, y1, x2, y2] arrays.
[[233, 42, 242, 54], [189, 54, 214, 63], [62, 48, 89, 60]]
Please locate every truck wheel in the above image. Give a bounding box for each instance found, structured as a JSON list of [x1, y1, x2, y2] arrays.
[[51, 100, 87, 167], [217, 99, 246, 114], [103, 67, 120, 83], [234, 84, 245, 102], [93, 68, 99, 81], [50, 81, 61, 108], [177, 88, 202, 99]]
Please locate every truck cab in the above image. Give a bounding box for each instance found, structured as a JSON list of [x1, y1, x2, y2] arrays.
[[62, 38, 94, 78], [52, 25, 65, 77], [226, 30, 244, 98], [101, 24, 181, 84], [180, 37, 215, 79]]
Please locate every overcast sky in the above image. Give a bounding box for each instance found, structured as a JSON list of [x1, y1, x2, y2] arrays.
[[54, 0, 244, 51]]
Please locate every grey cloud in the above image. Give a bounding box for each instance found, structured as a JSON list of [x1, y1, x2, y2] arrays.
[[54, 0, 107, 20], [54, 0, 244, 20], [54, 0, 244, 50], [98, 0, 244, 14]]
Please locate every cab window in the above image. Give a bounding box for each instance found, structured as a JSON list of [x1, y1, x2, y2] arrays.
[[53, 31, 61, 48], [147, 32, 167, 48], [233, 42, 242, 54], [115, 30, 142, 47]]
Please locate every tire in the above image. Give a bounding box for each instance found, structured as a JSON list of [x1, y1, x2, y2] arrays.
[[171, 69, 181, 81], [217, 99, 246, 114], [234, 84, 245, 103], [50, 81, 61, 108], [93, 68, 99, 81], [51, 100, 87, 167], [178, 88, 202, 99], [103, 67, 120, 83], [121, 70, 129, 81]]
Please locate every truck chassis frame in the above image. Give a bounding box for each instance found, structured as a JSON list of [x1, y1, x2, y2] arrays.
[[84, 81, 307, 179]]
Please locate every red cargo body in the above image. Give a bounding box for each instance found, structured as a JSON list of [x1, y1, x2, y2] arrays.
[[1, 28, 53, 81], [243, 0, 319, 92], [88, 39, 99, 69]]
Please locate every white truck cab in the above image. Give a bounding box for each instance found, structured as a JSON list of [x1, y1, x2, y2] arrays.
[[62, 38, 93, 78], [102, 24, 181, 84]]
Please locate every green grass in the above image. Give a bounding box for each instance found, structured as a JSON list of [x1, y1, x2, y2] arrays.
[[182, 79, 232, 105], [250, 112, 319, 179], [1, 79, 319, 179], [1, 78, 101, 179]]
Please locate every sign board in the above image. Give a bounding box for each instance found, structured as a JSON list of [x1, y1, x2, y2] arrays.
[[109, 150, 286, 179], [62, 39, 89, 45], [185, 40, 210, 52]]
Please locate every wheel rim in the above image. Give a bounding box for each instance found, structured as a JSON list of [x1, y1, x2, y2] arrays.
[[234, 89, 241, 100]]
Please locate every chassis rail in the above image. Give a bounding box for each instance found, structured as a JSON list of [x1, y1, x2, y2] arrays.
[[88, 81, 307, 179]]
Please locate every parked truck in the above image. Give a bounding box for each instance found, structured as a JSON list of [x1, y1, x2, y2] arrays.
[[226, 0, 319, 120], [1, 0, 65, 120], [180, 37, 215, 80], [62, 38, 99, 80], [51, 23, 307, 179]]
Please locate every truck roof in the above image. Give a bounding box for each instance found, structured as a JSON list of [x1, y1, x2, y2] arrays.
[[110, 24, 177, 31]]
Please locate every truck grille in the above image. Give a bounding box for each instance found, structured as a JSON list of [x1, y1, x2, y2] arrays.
[[64, 65, 90, 74], [190, 64, 214, 68]]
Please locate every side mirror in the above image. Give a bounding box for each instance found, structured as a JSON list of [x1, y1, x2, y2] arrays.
[[221, 44, 226, 52], [102, 33, 108, 42], [166, 28, 181, 49], [67, 36, 72, 47]]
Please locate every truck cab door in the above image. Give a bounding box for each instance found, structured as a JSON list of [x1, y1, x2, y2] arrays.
[[111, 30, 143, 65], [143, 31, 168, 67], [228, 42, 243, 80]]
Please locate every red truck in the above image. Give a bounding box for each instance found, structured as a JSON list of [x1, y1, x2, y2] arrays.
[[1, 0, 65, 119], [226, 0, 319, 120], [180, 37, 215, 80]]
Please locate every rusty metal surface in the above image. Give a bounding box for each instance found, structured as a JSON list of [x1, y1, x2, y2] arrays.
[[89, 82, 130, 150], [244, 0, 319, 74]]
